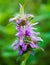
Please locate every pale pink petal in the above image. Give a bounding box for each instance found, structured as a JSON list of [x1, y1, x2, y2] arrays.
[[11, 40, 18, 47], [33, 32, 40, 35], [30, 42, 38, 48], [13, 44, 19, 50], [18, 50, 23, 55], [9, 18, 16, 22], [31, 22, 39, 26], [25, 14, 34, 19], [22, 44, 27, 51]]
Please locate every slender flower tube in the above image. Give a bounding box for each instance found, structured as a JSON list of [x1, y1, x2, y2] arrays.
[[10, 4, 43, 55]]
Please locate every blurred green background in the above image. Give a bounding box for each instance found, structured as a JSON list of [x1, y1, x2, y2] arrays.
[[0, 0, 50, 65]]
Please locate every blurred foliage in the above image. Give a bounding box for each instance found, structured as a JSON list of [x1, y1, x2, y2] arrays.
[[0, 0, 50, 65]]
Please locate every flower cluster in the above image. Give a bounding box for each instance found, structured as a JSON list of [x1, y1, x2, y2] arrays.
[[9, 4, 43, 55]]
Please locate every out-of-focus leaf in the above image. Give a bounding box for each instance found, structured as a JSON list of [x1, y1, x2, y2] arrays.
[[31, 13, 50, 23], [0, 23, 16, 35], [36, 32, 50, 48], [5, 24, 16, 35], [1, 46, 18, 57], [0, 25, 5, 33]]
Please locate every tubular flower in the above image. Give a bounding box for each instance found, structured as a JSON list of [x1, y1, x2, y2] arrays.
[[10, 4, 43, 55]]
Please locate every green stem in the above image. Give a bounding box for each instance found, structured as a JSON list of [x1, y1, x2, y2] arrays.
[[21, 52, 30, 65]]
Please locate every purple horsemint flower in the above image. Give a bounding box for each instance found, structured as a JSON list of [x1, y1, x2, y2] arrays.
[[11, 22, 43, 55], [10, 4, 43, 55]]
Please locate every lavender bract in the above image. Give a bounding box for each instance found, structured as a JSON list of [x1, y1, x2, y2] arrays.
[[10, 4, 43, 55]]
